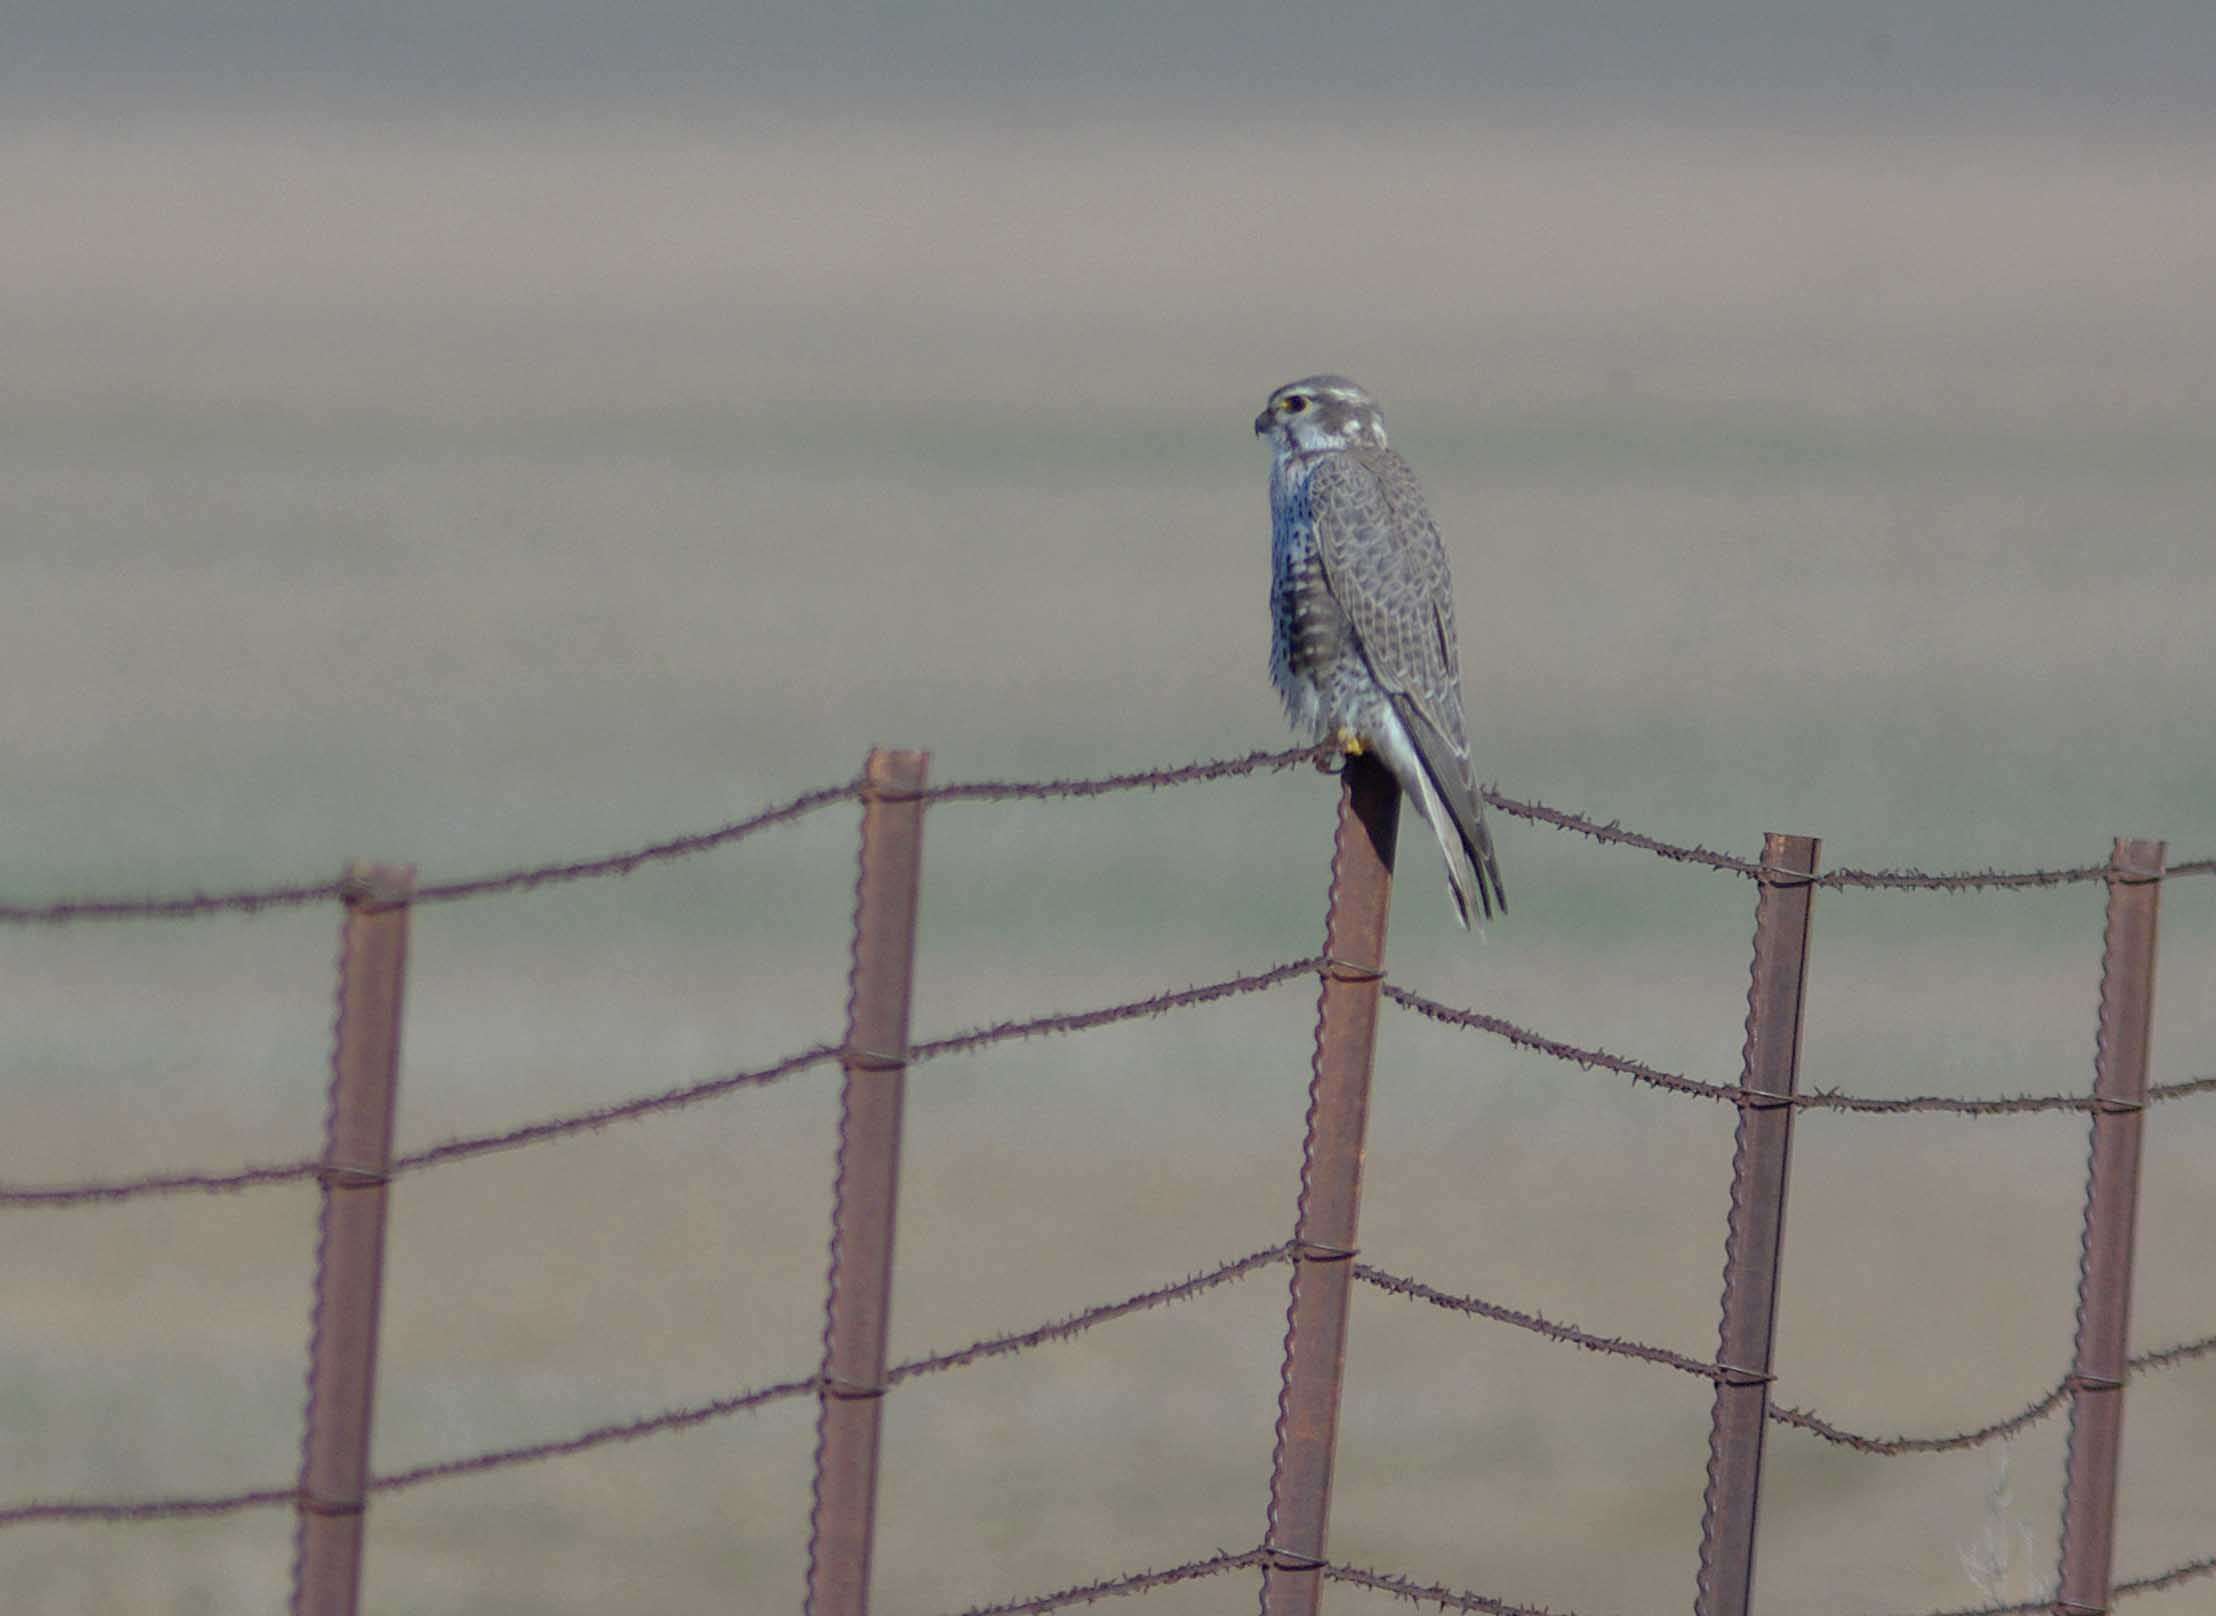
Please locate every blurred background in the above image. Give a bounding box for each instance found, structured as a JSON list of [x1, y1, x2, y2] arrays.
[[3, 5, 2214, 1613]]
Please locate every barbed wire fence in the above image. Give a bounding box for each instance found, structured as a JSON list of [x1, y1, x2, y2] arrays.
[[3, 745, 2213, 1616]]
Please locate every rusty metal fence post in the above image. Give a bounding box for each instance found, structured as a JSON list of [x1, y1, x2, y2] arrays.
[[805, 750, 930, 1616], [291, 862, 416, 1616], [1696, 833, 1820, 1616], [2056, 838, 2166, 1614], [1260, 755, 1400, 1616]]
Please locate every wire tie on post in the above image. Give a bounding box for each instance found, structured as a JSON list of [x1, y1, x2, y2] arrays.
[[1320, 956, 1384, 984], [2107, 861, 2163, 886], [2066, 1371, 2126, 1393], [295, 1492, 367, 1519], [1715, 1361, 1775, 1388], [820, 1374, 888, 1401], [2053, 1602, 2109, 1616], [1262, 1544, 1327, 1572], [856, 776, 925, 806], [1733, 1085, 1795, 1113], [1293, 1238, 1357, 1262], [2089, 1095, 2145, 1116], [843, 1046, 907, 1072], [1755, 863, 1819, 888], [317, 1161, 390, 1190]]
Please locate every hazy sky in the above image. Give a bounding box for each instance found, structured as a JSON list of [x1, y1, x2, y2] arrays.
[[12, 1, 2216, 113]]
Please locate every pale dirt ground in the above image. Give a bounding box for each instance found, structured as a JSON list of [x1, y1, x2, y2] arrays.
[[2, 114, 2214, 1614]]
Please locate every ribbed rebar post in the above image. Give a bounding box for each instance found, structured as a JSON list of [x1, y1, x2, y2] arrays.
[[1261, 755, 1399, 1616], [1696, 833, 1820, 1616], [291, 862, 415, 1616], [2056, 838, 2165, 1615], [805, 749, 930, 1616]]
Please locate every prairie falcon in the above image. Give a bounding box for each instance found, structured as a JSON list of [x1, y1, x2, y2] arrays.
[[1256, 374, 1505, 927]]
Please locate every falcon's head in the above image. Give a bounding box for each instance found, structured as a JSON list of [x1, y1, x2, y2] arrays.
[[1254, 374, 1388, 455]]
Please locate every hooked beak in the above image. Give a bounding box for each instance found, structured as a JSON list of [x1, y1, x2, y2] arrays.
[[1253, 409, 1272, 436]]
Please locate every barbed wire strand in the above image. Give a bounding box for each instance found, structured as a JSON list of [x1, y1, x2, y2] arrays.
[[2149, 1073, 2216, 1104], [1322, 1559, 1567, 1616], [1385, 985, 2216, 1117], [913, 747, 1314, 804], [410, 784, 858, 905], [1353, 1263, 1730, 1383], [1359, 1261, 2216, 1457], [887, 1244, 1291, 1390], [1765, 1329, 2216, 1455], [2116, 1553, 2216, 1599], [0, 1485, 296, 1528], [9, 751, 2209, 926], [0, 879, 352, 926], [1481, 789, 1771, 881], [1472, 784, 2205, 890], [0, 781, 860, 926], [375, 1375, 818, 1497], [2131, 1331, 2216, 1377], [392, 1044, 842, 1176], [0, 1155, 325, 1207], [909, 958, 1321, 1064], [943, 1547, 1269, 1616], [1480, 789, 2153, 893], [1384, 984, 1742, 1104], [0, 1042, 843, 1207], [1769, 1391, 2065, 1458], [1772, 1331, 2216, 1459]]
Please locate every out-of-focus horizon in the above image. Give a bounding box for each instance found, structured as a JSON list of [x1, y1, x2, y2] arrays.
[[4, 6, 2215, 1614], [12, 0, 2216, 112], [8, 106, 2214, 893]]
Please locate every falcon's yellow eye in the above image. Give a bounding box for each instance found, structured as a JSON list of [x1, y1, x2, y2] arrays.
[[1283, 397, 1307, 414]]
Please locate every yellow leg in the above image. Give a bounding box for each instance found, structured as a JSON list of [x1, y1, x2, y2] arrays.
[[1333, 724, 1367, 757]]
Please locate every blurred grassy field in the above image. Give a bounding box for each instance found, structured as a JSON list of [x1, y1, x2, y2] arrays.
[[2, 113, 2214, 1614]]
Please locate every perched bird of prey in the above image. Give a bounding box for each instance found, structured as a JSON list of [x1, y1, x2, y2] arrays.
[[1255, 374, 1506, 927]]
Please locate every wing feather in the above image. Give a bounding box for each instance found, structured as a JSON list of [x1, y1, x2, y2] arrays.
[[1308, 449, 1506, 917]]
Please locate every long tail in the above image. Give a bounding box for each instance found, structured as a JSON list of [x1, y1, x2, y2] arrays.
[[1405, 762, 1485, 928], [1373, 707, 1506, 929], [1452, 789, 1507, 922]]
